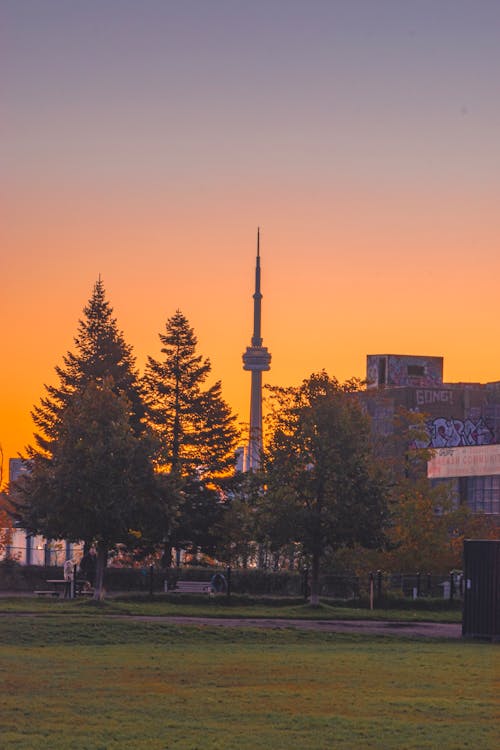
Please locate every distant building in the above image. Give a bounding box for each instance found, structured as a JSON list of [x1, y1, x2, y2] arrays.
[[364, 354, 500, 516], [234, 446, 247, 473], [1, 457, 82, 566], [9, 458, 26, 484], [367, 353, 445, 390]]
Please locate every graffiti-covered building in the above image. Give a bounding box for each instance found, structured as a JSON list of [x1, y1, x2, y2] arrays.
[[364, 354, 500, 517]]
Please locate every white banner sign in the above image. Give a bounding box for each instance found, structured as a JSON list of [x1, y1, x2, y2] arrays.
[[427, 444, 500, 479]]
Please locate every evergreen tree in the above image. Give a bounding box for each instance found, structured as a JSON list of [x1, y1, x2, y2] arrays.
[[12, 280, 162, 594], [15, 378, 156, 599], [32, 278, 145, 453], [144, 310, 239, 480], [143, 311, 239, 563]]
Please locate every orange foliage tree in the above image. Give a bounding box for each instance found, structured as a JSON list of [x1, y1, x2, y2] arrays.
[[375, 409, 498, 574], [0, 444, 14, 556]]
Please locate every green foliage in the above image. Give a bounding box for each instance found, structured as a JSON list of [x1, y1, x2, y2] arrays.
[[143, 311, 240, 559], [11, 281, 164, 597], [373, 409, 500, 575], [31, 278, 145, 452], [15, 379, 158, 598], [17, 379, 155, 544], [263, 372, 390, 603], [150, 477, 225, 561], [143, 310, 239, 479], [215, 469, 266, 565]]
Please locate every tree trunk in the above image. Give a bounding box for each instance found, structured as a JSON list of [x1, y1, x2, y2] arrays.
[[309, 549, 321, 606], [162, 541, 173, 568], [93, 541, 108, 601]]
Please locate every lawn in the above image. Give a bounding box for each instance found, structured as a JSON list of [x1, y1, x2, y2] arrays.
[[0, 594, 463, 622], [0, 615, 496, 749]]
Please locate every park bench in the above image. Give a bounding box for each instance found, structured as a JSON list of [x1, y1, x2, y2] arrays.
[[34, 579, 94, 598], [174, 580, 212, 594]]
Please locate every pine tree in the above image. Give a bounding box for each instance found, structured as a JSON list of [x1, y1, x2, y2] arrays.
[[143, 310, 239, 480], [32, 278, 145, 454]]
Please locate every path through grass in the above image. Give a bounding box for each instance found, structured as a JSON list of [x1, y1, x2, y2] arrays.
[[0, 594, 462, 622]]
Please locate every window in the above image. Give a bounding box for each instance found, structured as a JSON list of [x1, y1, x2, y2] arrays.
[[407, 365, 425, 377], [431, 478, 460, 510], [467, 476, 500, 514]]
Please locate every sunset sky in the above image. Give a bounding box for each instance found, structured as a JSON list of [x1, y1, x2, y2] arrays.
[[2, 1, 500, 473]]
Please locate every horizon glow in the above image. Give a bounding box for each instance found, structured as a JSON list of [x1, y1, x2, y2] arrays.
[[2, 1, 500, 470]]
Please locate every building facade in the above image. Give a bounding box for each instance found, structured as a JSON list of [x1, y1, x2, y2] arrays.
[[1, 458, 82, 565], [364, 354, 500, 516]]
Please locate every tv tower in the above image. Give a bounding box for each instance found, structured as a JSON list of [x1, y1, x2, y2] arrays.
[[242, 228, 271, 470]]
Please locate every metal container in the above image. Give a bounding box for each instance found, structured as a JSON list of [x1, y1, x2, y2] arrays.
[[462, 540, 500, 640]]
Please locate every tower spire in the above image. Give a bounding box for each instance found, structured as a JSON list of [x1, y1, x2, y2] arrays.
[[252, 227, 262, 347], [242, 229, 272, 471]]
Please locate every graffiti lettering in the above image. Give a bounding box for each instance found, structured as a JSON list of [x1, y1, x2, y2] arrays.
[[426, 417, 493, 448], [416, 390, 454, 406]]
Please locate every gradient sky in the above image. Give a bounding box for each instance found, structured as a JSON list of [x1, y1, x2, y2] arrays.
[[2, 0, 500, 472]]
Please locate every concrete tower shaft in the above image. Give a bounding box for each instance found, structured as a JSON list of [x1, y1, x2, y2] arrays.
[[242, 229, 271, 470]]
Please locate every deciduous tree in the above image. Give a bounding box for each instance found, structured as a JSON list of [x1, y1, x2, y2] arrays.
[[215, 470, 264, 566], [263, 372, 389, 605], [380, 409, 499, 573]]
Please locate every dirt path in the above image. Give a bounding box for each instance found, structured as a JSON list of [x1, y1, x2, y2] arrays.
[[124, 615, 462, 639]]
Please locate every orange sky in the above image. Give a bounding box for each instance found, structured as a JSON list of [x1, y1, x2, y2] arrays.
[[2, 2, 500, 480]]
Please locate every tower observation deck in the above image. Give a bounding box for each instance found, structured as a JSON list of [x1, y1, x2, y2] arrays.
[[242, 229, 271, 471]]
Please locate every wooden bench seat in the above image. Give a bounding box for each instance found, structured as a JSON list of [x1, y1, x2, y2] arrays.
[[175, 580, 212, 594]]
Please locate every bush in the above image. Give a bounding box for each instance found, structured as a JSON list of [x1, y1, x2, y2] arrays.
[[0, 561, 62, 591]]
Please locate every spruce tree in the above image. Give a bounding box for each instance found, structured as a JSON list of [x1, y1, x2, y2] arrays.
[[16, 378, 156, 599], [143, 311, 239, 563], [13, 280, 159, 593], [32, 278, 145, 454], [144, 310, 239, 480]]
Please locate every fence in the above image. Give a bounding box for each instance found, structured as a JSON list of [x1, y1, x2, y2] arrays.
[[365, 571, 464, 601], [0, 558, 464, 601], [305, 571, 463, 602]]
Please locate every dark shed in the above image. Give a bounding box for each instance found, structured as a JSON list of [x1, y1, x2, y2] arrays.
[[462, 540, 500, 640]]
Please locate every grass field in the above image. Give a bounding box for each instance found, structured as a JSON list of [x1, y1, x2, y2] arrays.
[[0, 614, 496, 749], [0, 594, 463, 622]]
